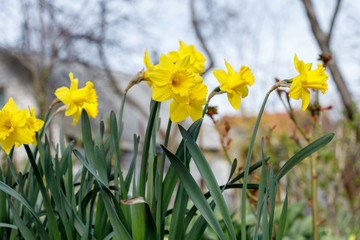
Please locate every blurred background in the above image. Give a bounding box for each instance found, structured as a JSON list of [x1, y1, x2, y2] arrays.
[[0, 0, 359, 238]]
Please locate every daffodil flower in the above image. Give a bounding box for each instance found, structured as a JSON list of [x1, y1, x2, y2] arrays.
[[213, 60, 254, 110], [149, 54, 200, 102], [55, 72, 98, 125], [289, 54, 328, 110], [169, 82, 207, 122], [0, 98, 34, 154], [167, 41, 205, 73], [25, 108, 44, 145]]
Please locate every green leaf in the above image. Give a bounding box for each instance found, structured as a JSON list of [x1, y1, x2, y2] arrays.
[[0, 223, 17, 230], [0, 181, 39, 223], [81, 109, 96, 170], [276, 178, 288, 240], [254, 158, 267, 240], [73, 149, 109, 188], [110, 111, 122, 192], [275, 133, 335, 181], [268, 164, 276, 238], [100, 188, 132, 240], [169, 185, 187, 240], [242, 93, 269, 240], [262, 190, 269, 240], [162, 119, 202, 220], [179, 125, 236, 240], [125, 135, 139, 193], [139, 100, 160, 197], [161, 145, 227, 240], [120, 197, 156, 240], [94, 146, 109, 186], [185, 201, 216, 240], [24, 144, 61, 240], [94, 195, 109, 239], [95, 120, 105, 147], [8, 200, 37, 240]]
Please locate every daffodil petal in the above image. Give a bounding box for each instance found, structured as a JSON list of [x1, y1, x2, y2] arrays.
[[170, 100, 189, 122], [13, 127, 33, 145], [289, 77, 302, 100], [55, 87, 71, 104], [3, 98, 19, 112], [187, 101, 203, 122], [0, 136, 15, 154], [213, 70, 227, 85], [238, 86, 249, 98], [65, 103, 79, 116], [84, 103, 98, 118], [227, 92, 241, 110], [144, 49, 151, 68], [225, 60, 236, 76], [152, 85, 172, 102], [301, 88, 311, 111]]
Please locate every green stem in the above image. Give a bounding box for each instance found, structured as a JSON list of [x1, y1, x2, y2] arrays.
[[139, 100, 160, 197], [310, 157, 318, 240], [311, 90, 320, 240], [241, 93, 269, 240]]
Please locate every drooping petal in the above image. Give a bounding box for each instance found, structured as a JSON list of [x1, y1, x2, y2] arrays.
[[84, 103, 98, 118], [0, 135, 16, 154], [227, 92, 241, 110], [301, 88, 311, 110], [187, 101, 203, 121], [237, 85, 249, 98], [289, 77, 302, 100], [65, 103, 79, 116], [71, 110, 81, 126], [170, 100, 189, 122]]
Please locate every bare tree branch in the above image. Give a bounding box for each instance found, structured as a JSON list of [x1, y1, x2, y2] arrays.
[[190, 0, 214, 74], [328, 0, 342, 44], [301, 0, 356, 121], [97, 0, 148, 119]]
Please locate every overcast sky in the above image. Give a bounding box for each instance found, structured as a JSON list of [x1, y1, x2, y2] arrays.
[[1, 0, 359, 120]]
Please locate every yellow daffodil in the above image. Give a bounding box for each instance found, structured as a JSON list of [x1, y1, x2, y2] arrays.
[[143, 49, 158, 87], [289, 54, 328, 110], [0, 98, 33, 154], [170, 82, 207, 122], [213, 60, 254, 110], [55, 72, 98, 125], [149, 54, 201, 102], [167, 41, 205, 73], [25, 108, 44, 145]]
